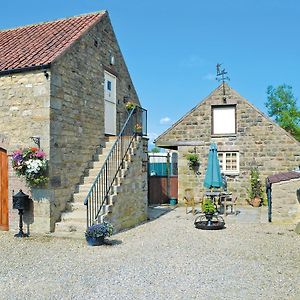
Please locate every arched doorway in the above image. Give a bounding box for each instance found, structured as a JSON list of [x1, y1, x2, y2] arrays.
[[0, 148, 8, 230]]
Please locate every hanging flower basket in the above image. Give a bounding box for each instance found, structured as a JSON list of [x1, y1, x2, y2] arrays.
[[186, 153, 200, 169], [125, 101, 137, 111], [134, 123, 143, 135], [11, 147, 48, 188]]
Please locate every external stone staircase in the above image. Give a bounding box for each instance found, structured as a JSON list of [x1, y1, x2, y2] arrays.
[[53, 136, 140, 238]]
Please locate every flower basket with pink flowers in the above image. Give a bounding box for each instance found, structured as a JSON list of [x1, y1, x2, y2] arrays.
[[11, 147, 48, 187]]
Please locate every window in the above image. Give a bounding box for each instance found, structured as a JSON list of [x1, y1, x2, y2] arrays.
[[212, 106, 236, 135], [218, 152, 239, 174], [107, 80, 112, 91]]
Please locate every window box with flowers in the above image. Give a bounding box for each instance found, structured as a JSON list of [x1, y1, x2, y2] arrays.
[[11, 147, 48, 188]]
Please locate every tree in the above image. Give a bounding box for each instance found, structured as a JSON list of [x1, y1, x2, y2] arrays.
[[149, 147, 161, 153], [265, 84, 300, 141]]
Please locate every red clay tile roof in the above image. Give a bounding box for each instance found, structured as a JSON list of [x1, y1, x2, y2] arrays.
[[0, 11, 106, 73], [267, 171, 300, 184]]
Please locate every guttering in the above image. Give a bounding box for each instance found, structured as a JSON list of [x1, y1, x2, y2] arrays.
[[0, 63, 51, 77]]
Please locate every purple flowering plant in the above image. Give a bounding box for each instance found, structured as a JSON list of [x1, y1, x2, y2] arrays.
[[85, 222, 114, 238], [12, 147, 48, 187]]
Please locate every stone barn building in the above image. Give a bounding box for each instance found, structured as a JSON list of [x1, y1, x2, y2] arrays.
[[155, 84, 300, 205], [0, 11, 148, 235]]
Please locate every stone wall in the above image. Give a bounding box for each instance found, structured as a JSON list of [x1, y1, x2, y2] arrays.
[[104, 137, 148, 232], [48, 13, 140, 230], [0, 13, 142, 233], [271, 178, 300, 224], [156, 85, 300, 203], [0, 71, 51, 231]]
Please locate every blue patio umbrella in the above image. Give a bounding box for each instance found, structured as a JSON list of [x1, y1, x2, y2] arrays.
[[203, 143, 223, 190]]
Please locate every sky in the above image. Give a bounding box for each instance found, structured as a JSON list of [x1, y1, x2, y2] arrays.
[[1, 0, 300, 149]]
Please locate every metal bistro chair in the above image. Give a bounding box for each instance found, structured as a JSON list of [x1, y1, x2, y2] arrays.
[[219, 193, 237, 216], [183, 188, 195, 215]]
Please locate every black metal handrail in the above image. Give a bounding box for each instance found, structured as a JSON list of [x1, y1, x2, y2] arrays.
[[84, 106, 147, 228]]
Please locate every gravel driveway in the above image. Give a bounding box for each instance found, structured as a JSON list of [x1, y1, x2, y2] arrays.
[[0, 206, 299, 300]]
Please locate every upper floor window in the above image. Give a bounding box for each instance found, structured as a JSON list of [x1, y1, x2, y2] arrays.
[[218, 151, 239, 175], [107, 80, 112, 91], [212, 105, 236, 135]]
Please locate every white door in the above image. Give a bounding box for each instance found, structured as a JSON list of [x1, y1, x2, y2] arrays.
[[104, 71, 117, 135]]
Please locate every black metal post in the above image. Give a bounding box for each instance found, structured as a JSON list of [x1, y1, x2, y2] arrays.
[[14, 209, 28, 238]]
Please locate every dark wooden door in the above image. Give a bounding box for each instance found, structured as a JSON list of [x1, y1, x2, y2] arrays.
[[148, 176, 178, 205], [0, 148, 8, 231]]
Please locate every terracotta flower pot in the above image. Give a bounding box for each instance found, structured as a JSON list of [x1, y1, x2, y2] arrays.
[[252, 197, 261, 207]]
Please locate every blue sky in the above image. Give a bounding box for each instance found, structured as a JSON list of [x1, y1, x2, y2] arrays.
[[1, 0, 299, 148]]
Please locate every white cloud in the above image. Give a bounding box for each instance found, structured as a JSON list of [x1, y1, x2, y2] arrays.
[[203, 73, 215, 81], [160, 117, 171, 124]]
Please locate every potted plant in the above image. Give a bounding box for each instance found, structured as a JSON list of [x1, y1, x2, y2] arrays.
[[247, 167, 264, 207], [125, 101, 137, 111], [85, 222, 114, 246], [201, 199, 216, 224], [134, 123, 143, 135], [11, 147, 48, 187], [186, 153, 200, 169]]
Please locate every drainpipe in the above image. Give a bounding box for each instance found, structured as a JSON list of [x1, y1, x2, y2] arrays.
[[166, 152, 170, 200]]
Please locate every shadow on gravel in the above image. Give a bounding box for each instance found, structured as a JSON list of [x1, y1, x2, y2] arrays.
[[147, 205, 174, 222], [103, 239, 122, 246]]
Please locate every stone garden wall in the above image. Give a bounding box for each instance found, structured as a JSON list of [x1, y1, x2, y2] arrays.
[[104, 137, 148, 232], [156, 85, 300, 204], [271, 178, 300, 224]]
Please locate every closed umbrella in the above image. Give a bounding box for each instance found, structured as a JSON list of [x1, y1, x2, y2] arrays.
[[204, 143, 223, 190]]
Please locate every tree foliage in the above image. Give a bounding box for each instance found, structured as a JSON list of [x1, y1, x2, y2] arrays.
[[149, 147, 161, 153], [265, 84, 300, 141]]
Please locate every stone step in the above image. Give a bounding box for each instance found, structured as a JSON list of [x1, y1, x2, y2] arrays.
[[55, 220, 86, 234], [54, 135, 141, 234], [73, 192, 89, 203], [66, 202, 86, 212], [61, 210, 86, 222], [49, 231, 85, 240]]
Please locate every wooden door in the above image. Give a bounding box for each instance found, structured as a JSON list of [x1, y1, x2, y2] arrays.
[[0, 148, 8, 231], [148, 153, 178, 205], [104, 71, 117, 135]]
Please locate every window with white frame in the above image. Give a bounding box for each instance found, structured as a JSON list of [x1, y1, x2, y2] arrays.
[[218, 152, 239, 174], [212, 105, 236, 135]]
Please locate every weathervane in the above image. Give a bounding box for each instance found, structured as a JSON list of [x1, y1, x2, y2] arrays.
[[216, 63, 230, 101]]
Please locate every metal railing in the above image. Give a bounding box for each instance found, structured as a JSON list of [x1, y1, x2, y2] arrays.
[[84, 106, 147, 228]]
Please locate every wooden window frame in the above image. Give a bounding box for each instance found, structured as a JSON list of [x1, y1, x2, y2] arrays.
[[211, 105, 237, 136], [218, 151, 239, 175]]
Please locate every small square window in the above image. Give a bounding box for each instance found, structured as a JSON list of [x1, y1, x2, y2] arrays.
[[218, 151, 239, 174]]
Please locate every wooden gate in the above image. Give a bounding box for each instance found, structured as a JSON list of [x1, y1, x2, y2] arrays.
[[0, 148, 8, 231], [148, 152, 178, 205]]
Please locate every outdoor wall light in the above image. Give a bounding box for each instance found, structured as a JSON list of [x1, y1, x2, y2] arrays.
[[30, 136, 40, 149], [43, 70, 49, 79], [109, 51, 115, 65]]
